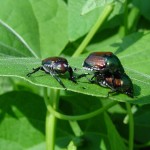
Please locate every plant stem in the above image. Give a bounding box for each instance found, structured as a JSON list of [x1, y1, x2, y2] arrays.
[[44, 88, 60, 150], [118, 0, 128, 37], [69, 121, 83, 136], [128, 7, 140, 32], [46, 101, 117, 120], [124, 0, 128, 35], [72, 4, 114, 57], [46, 111, 55, 150], [126, 102, 134, 150]]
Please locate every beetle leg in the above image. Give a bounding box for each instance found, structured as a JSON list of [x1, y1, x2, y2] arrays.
[[90, 72, 103, 83], [27, 66, 43, 77], [76, 73, 90, 79], [87, 75, 96, 84], [88, 75, 96, 83], [107, 89, 117, 97], [76, 73, 96, 84], [67, 66, 77, 83], [50, 71, 67, 90]]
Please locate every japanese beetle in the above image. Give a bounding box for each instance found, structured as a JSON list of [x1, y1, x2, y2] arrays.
[[83, 52, 124, 75], [94, 73, 134, 98], [77, 51, 133, 97], [27, 57, 76, 89]]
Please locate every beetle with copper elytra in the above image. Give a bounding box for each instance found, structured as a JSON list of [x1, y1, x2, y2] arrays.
[[27, 57, 76, 89], [78, 51, 125, 83], [83, 52, 124, 75], [78, 52, 134, 98]]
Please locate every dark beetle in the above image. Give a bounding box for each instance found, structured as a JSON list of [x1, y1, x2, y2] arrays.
[[77, 51, 133, 97], [27, 57, 76, 89], [77, 72, 134, 98], [83, 52, 124, 75], [93, 73, 134, 98]]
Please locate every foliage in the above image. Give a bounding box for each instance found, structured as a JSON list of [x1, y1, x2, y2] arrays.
[[0, 0, 150, 150]]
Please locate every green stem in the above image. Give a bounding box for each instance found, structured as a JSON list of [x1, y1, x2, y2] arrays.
[[126, 102, 134, 150], [118, 0, 128, 37], [69, 121, 84, 136], [124, 0, 128, 35], [46, 111, 55, 150], [72, 4, 114, 57], [47, 101, 117, 121], [128, 7, 140, 32], [44, 88, 60, 150]]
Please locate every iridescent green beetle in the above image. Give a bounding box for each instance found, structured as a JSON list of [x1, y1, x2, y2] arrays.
[[83, 52, 124, 75]]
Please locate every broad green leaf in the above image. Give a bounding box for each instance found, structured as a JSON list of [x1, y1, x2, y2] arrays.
[[0, 91, 126, 150], [104, 113, 127, 150], [133, 0, 150, 21], [0, 22, 34, 57], [134, 105, 150, 143], [68, 0, 104, 41], [0, 32, 150, 104], [81, 0, 113, 15], [0, 57, 133, 102], [0, 77, 13, 95], [0, 56, 146, 104], [0, 91, 46, 150], [0, 0, 40, 58], [59, 93, 103, 115], [68, 0, 125, 42], [81, 0, 126, 15], [29, 0, 68, 57], [0, 0, 68, 58]]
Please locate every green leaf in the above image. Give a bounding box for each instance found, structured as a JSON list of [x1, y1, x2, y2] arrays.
[[0, 32, 149, 104], [0, 22, 34, 57], [0, 57, 131, 102], [0, 0, 40, 58], [68, 0, 125, 42], [0, 91, 46, 150], [133, 0, 150, 21], [104, 113, 127, 150], [68, 0, 104, 41], [134, 105, 150, 143], [56, 95, 126, 149], [81, 0, 113, 15], [0, 33, 150, 104], [0, 91, 126, 150], [0, 77, 13, 95], [29, 0, 68, 57], [0, 0, 68, 58], [81, 0, 125, 20]]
